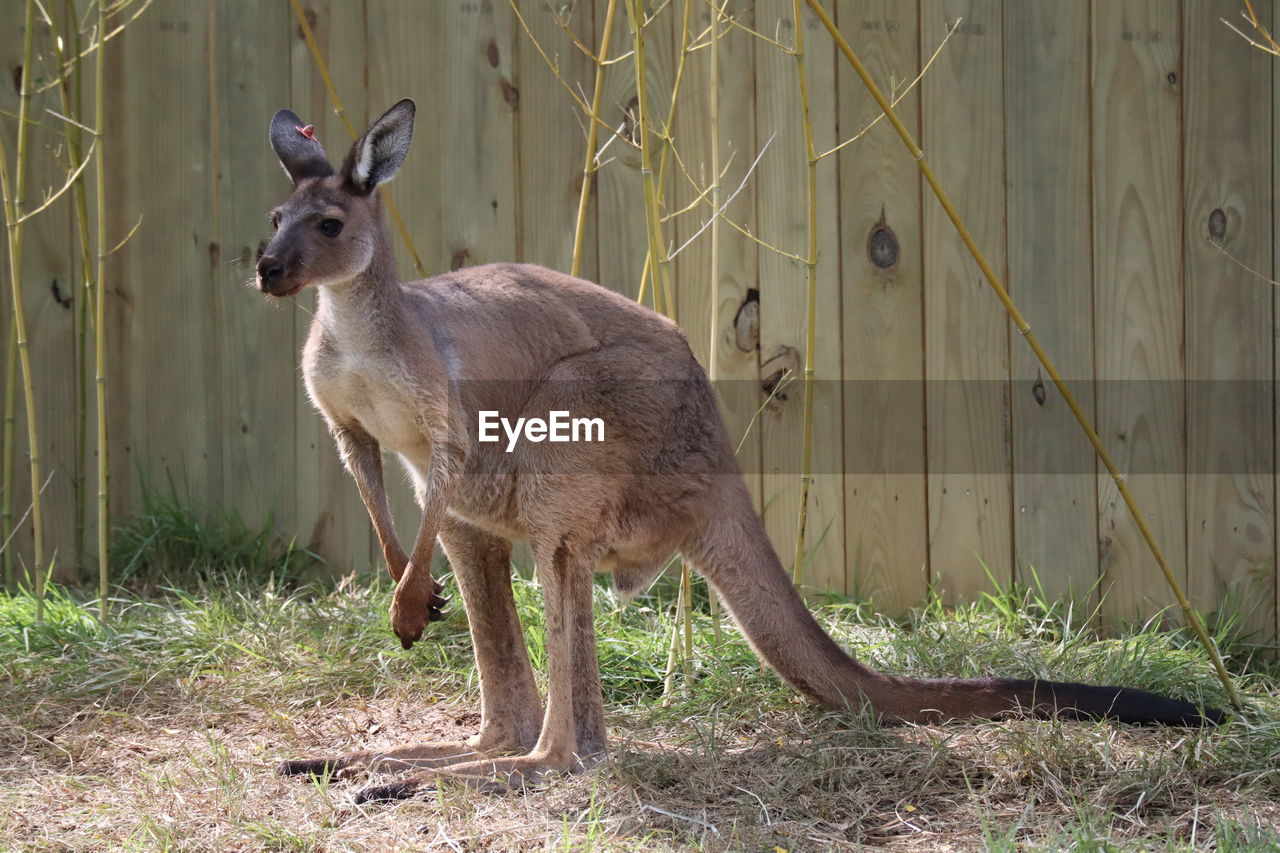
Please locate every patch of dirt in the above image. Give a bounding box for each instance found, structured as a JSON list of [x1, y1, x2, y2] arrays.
[[0, 694, 1274, 851]]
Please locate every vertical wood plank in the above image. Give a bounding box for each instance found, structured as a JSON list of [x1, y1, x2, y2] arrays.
[[438, 0, 519, 271], [672, 0, 712, 368], [0, 11, 78, 581], [215, 1, 296, 543], [508, 0, 596, 574], [425, 0, 518, 553], [363, 0, 438, 562], [673, 0, 762, 513], [290, 0, 371, 574], [1005, 1, 1098, 604], [755, 3, 845, 593], [21, 165, 78, 583], [1184, 0, 1274, 638], [365, 0, 439, 277], [0, 9, 21, 579], [364, 0, 445, 557], [367, 0, 520, 563], [922, 0, 1011, 602], [515, 2, 597, 278], [595, 0, 674, 303], [104, 0, 218, 525], [1275, 0, 1280, 645], [363, 1, 453, 571], [835, 0, 927, 610], [1092, 1, 1185, 625]]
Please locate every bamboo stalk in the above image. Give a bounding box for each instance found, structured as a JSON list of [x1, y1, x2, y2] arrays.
[[628, 0, 702, 313], [636, 252, 653, 310], [623, 0, 676, 323], [705, 0, 723, 645], [288, 0, 427, 278], [1, 325, 13, 592], [0, 0, 49, 618], [93, 0, 109, 622], [45, 0, 95, 585], [571, 0, 620, 279], [71, 0, 90, 582], [804, 0, 1242, 710], [661, 568, 684, 697], [680, 558, 693, 681], [788, 0, 819, 589], [653, 0, 694, 209], [646, 0, 694, 316], [706, 0, 722, 380], [624, 0, 695, 685]]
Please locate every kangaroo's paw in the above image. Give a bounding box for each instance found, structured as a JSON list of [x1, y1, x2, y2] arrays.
[[353, 750, 602, 803], [278, 740, 484, 782]]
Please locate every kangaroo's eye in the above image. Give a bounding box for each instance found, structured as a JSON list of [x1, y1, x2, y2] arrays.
[[269, 214, 280, 231], [318, 218, 343, 237]]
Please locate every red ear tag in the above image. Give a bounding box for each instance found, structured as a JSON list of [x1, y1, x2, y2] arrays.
[[295, 124, 317, 142]]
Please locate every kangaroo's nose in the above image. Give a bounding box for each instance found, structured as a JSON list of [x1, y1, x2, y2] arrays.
[[257, 255, 285, 290]]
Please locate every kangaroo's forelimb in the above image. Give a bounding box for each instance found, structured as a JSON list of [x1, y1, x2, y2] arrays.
[[332, 421, 409, 581], [333, 420, 449, 634]]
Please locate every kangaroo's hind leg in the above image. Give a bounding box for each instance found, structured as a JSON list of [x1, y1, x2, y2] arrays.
[[278, 516, 543, 780], [354, 525, 608, 800]]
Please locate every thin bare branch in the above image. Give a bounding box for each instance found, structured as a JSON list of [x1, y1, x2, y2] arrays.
[[600, 48, 636, 65], [0, 470, 55, 556], [716, 2, 793, 53], [15, 141, 97, 224], [1222, 12, 1280, 55], [660, 151, 734, 222], [0, 109, 62, 137], [644, 0, 673, 25], [722, 215, 805, 263], [103, 213, 143, 258], [665, 133, 717, 200], [43, 107, 98, 137], [508, 0, 634, 148], [669, 134, 774, 260], [1242, 0, 1280, 54], [819, 17, 960, 160], [34, 0, 156, 94], [594, 119, 630, 164], [544, 0, 597, 62], [1208, 234, 1280, 286]]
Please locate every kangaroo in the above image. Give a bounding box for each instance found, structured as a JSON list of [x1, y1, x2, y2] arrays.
[[258, 100, 1224, 802]]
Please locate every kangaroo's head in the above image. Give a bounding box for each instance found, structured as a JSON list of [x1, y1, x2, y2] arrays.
[[256, 99, 415, 297]]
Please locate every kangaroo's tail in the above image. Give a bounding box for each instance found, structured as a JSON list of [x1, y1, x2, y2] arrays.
[[685, 483, 1225, 727]]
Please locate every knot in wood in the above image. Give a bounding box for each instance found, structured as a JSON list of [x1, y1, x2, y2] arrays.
[[867, 220, 899, 271]]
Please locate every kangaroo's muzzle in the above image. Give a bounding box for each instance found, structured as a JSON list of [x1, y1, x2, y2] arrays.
[[256, 254, 300, 297]]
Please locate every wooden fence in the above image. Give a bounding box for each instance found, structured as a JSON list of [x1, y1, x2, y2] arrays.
[[4, 0, 1278, 638]]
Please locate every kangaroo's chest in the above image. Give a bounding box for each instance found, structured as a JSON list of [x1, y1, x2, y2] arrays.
[[306, 345, 430, 460]]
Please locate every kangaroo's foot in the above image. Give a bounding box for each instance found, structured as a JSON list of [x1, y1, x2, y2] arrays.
[[277, 740, 481, 781], [277, 724, 538, 782], [354, 749, 605, 803]]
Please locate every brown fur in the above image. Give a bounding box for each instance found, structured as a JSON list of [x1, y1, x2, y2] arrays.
[[259, 101, 1223, 801]]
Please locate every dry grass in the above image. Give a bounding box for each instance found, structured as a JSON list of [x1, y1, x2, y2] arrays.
[[1, 568, 1277, 851]]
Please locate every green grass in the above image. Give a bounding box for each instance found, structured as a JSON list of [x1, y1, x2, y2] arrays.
[[110, 481, 320, 589], [0, 566, 1276, 850]]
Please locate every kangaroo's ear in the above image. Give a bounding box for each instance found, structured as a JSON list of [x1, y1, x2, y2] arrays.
[[341, 99, 415, 195], [269, 108, 333, 184]]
